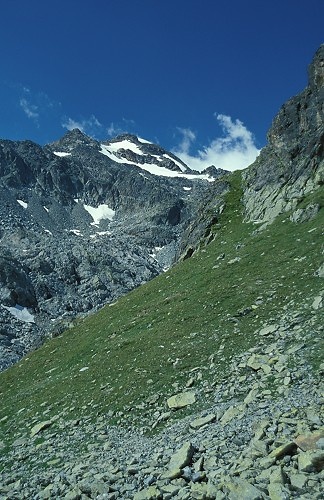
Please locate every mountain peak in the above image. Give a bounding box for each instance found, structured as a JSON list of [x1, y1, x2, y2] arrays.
[[308, 43, 324, 90], [47, 128, 97, 150], [110, 133, 140, 144]]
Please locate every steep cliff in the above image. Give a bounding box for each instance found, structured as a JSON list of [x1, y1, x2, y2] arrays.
[[242, 44, 324, 223]]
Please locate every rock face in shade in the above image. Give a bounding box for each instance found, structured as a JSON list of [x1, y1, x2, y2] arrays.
[[242, 44, 324, 223], [0, 131, 225, 370]]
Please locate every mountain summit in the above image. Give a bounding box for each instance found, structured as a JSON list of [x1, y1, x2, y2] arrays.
[[0, 132, 225, 370]]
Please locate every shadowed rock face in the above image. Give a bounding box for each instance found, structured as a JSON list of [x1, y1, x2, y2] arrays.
[[0, 131, 225, 371], [242, 44, 324, 223]]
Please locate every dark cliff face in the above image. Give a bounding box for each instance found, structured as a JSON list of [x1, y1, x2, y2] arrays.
[[0, 131, 223, 371], [243, 44, 324, 223]]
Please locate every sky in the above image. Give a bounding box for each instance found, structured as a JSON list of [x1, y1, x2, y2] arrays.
[[0, 0, 323, 171]]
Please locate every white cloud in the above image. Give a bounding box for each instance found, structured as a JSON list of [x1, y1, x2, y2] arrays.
[[176, 127, 196, 154], [107, 121, 123, 137], [172, 114, 260, 172], [18, 86, 61, 128], [62, 114, 103, 137], [107, 118, 136, 137], [20, 98, 39, 120]]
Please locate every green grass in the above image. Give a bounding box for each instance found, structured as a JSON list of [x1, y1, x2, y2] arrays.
[[0, 171, 323, 456]]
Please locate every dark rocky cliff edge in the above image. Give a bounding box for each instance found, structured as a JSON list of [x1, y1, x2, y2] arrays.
[[242, 44, 324, 223]]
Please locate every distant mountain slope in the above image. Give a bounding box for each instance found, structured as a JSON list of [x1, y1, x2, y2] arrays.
[[0, 131, 225, 370]]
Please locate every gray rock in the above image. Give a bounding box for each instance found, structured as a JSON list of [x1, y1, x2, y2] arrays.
[[30, 420, 53, 437], [290, 204, 320, 223], [223, 477, 264, 499], [190, 414, 216, 429], [169, 446, 195, 471], [167, 391, 196, 410], [312, 295, 323, 310], [298, 450, 324, 472], [242, 46, 324, 224]]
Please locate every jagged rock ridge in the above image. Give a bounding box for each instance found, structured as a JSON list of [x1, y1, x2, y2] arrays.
[[243, 44, 324, 223]]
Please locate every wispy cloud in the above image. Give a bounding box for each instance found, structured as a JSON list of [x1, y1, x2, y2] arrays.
[[19, 97, 39, 121], [18, 86, 61, 127], [107, 121, 123, 137], [173, 114, 260, 172], [107, 118, 136, 137], [61, 114, 103, 137], [176, 127, 196, 154]]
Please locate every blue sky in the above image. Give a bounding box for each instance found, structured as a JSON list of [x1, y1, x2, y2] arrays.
[[0, 0, 323, 171]]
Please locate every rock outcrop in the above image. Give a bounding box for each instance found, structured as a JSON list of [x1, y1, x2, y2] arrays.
[[243, 44, 324, 223]]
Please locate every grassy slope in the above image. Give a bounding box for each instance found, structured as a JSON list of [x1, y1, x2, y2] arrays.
[[0, 171, 323, 451]]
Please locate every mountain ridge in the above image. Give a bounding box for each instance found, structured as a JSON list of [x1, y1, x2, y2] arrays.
[[0, 130, 225, 371]]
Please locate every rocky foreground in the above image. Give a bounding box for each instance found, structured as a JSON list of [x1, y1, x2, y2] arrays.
[[1, 294, 323, 499]]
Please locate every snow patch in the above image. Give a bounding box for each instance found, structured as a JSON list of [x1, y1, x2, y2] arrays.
[[100, 145, 135, 164], [150, 246, 164, 259], [105, 140, 143, 155], [163, 154, 187, 172], [90, 231, 112, 238], [137, 137, 152, 144], [100, 145, 214, 181], [68, 229, 83, 236], [2, 304, 35, 323], [84, 203, 115, 224], [17, 200, 28, 209], [130, 162, 214, 181], [53, 151, 71, 157]]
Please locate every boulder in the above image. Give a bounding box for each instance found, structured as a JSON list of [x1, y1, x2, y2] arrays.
[[167, 391, 196, 409]]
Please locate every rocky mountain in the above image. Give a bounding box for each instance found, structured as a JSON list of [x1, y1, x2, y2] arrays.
[[0, 131, 225, 371], [0, 46, 323, 499]]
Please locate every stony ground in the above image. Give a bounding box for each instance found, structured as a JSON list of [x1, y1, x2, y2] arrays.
[[0, 295, 323, 500]]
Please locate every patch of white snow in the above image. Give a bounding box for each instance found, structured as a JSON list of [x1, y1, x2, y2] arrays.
[[137, 137, 152, 144], [100, 145, 133, 164], [68, 229, 83, 236], [53, 151, 71, 157], [90, 231, 112, 238], [17, 200, 28, 209], [163, 154, 187, 172], [105, 140, 143, 155], [2, 304, 35, 323], [100, 145, 214, 181], [84, 203, 115, 224]]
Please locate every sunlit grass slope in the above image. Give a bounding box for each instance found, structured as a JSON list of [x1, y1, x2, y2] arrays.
[[0, 171, 323, 447]]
